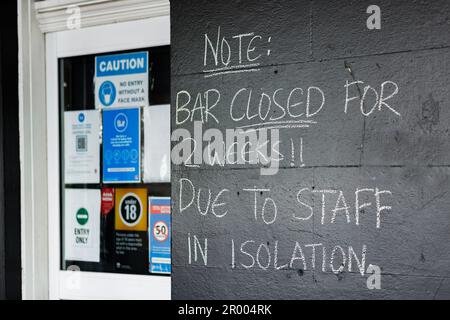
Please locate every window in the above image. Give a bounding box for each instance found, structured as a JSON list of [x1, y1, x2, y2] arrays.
[[46, 16, 171, 300], [59, 46, 170, 276]]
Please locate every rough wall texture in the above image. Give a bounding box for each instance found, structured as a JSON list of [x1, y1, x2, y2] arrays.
[[171, 0, 450, 299]]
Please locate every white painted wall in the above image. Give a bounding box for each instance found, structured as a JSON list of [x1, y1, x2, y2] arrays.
[[18, 0, 49, 300]]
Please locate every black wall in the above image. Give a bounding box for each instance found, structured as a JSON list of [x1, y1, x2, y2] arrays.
[[171, 0, 450, 299], [0, 0, 21, 300]]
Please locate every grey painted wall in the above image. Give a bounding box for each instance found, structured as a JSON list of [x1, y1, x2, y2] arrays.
[[171, 0, 450, 299]]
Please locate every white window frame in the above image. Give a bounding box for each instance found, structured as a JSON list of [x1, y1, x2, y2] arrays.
[[46, 14, 171, 300]]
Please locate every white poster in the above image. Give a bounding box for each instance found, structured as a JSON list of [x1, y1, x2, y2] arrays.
[[95, 51, 149, 109], [64, 189, 101, 262], [143, 105, 171, 183], [64, 110, 100, 184]]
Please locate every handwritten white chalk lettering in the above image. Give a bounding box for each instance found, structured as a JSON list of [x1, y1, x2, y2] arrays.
[[178, 25, 403, 290], [171, 122, 282, 175], [203, 26, 271, 77], [295, 187, 393, 228], [171, 125, 310, 172], [179, 177, 230, 218], [243, 187, 278, 225], [176, 89, 220, 125], [179, 178, 393, 229], [188, 233, 208, 266], [344, 80, 400, 116], [330, 245, 346, 273], [177, 79, 401, 136], [231, 240, 368, 274], [230, 86, 325, 126], [176, 86, 324, 133]]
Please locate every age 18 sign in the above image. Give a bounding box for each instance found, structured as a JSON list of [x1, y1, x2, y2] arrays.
[[102, 107, 141, 183], [95, 51, 148, 108]]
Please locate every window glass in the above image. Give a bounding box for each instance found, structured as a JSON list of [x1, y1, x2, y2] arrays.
[[59, 46, 171, 276]]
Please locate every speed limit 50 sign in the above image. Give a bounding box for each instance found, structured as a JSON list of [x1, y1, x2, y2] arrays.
[[149, 197, 171, 274]]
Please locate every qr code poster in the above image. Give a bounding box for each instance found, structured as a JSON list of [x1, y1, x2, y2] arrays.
[[76, 135, 88, 152], [64, 110, 100, 184]]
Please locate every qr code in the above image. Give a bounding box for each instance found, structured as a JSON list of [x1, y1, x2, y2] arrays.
[[76, 135, 87, 152]]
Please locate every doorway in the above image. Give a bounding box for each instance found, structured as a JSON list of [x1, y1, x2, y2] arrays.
[[46, 15, 171, 300]]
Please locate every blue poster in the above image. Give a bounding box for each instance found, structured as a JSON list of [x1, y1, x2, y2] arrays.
[[102, 107, 141, 183], [149, 197, 171, 274]]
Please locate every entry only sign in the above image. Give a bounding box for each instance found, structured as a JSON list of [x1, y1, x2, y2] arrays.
[[95, 51, 148, 108]]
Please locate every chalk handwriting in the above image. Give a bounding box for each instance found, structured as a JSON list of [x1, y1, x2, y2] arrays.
[[203, 26, 271, 77]]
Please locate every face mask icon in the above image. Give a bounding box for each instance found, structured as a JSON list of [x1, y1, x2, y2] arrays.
[[99, 81, 116, 106], [103, 85, 112, 104]]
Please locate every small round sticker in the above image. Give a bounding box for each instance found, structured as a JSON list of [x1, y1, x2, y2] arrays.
[[78, 113, 85, 123], [113, 112, 128, 133], [153, 221, 169, 242], [119, 193, 142, 227], [76, 208, 89, 226]]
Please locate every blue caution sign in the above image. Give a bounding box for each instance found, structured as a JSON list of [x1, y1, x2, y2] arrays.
[[102, 107, 141, 183], [149, 197, 171, 274], [95, 51, 148, 108]]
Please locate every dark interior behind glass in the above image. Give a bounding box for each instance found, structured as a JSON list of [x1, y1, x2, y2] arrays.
[[59, 46, 170, 275]]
